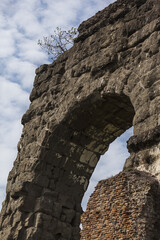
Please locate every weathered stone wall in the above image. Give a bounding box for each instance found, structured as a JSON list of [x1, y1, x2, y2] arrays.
[[81, 170, 160, 240], [0, 0, 160, 239]]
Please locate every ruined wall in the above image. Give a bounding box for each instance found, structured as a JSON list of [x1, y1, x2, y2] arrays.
[[81, 170, 160, 240], [0, 0, 160, 239]]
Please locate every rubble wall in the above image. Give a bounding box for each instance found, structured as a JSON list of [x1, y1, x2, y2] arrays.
[[81, 170, 160, 240]]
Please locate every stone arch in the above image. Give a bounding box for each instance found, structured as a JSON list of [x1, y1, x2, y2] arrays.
[[0, 0, 160, 239], [43, 91, 134, 200]]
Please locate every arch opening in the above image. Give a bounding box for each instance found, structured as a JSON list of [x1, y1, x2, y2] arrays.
[[54, 92, 135, 205], [81, 126, 133, 211]]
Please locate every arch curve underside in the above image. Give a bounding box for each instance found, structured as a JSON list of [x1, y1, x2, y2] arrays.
[[0, 0, 160, 239]]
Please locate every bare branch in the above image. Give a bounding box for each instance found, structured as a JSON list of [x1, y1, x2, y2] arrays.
[[38, 27, 78, 60]]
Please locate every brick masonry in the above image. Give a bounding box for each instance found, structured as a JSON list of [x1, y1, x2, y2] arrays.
[[81, 170, 160, 240]]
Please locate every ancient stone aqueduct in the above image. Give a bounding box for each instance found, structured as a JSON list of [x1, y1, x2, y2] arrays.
[[0, 0, 160, 239]]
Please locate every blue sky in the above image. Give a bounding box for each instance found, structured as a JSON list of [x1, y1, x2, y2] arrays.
[[0, 0, 133, 211]]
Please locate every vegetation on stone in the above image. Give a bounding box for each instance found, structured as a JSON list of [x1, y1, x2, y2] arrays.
[[38, 27, 78, 60]]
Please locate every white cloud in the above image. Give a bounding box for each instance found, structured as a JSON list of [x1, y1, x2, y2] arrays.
[[13, 10, 42, 37], [5, 57, 36, 89], [0, 77, 29, 114], [0, 29, 16, 58], [17, 38, 49, 65], [0, 119, 23, 148], [0, 145, 17, 186]]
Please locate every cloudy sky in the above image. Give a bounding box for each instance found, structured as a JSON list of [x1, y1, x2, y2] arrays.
[[0, 0, 133, 211]]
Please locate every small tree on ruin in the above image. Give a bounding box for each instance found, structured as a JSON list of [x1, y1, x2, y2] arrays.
[[38, 27, 78, 60]]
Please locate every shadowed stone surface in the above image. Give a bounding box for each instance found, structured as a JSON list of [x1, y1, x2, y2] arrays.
[[0, 0, 160, 239]]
